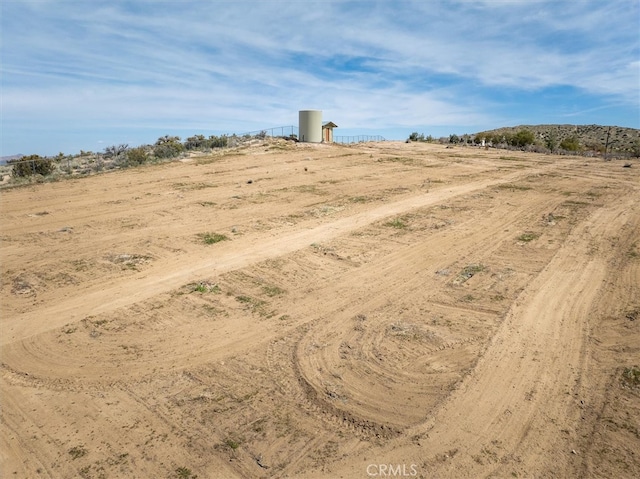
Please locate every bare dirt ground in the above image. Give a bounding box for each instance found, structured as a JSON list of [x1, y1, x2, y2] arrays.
[[1, 140, 639, 479]]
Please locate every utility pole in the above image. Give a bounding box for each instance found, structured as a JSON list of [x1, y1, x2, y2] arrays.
[[604, 126, 611, 161]]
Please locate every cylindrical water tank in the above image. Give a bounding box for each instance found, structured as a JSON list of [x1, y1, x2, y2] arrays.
[[299, 110, 323, 143]]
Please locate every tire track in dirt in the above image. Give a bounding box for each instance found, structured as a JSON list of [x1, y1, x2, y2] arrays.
[[3, 147, 636, 479], [0, 168, 572, 391], [252, 187, 567, 465], [565, 206, 640, 478], [0, 168, 565, 476], [258, 208, 541, 471], [315, 195, 635, 479], [1, 391, 61, 478], [289, 196, 563, 433], [1, 165, 555, 347], [265, 329, 402, 443], [438, 198, 635, 478]]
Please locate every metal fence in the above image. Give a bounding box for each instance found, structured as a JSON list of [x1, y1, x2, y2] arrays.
[[334, 135, 386, 144], [238, 125, 298, 139], [237, 127, 386, 144]]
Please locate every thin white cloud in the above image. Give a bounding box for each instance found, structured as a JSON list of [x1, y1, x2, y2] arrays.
[[1, 0, 638, 155]]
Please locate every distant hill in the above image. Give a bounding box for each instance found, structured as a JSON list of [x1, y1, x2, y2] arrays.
[[473, 124, 639, 156], [0, 154, 24, 165]]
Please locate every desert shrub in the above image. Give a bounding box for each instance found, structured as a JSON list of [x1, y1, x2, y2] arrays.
[[10, 154, 54, 177], [510, 129, 535, 148], [408, 132, 434, 142], [208, 134, 228, 148], [543, 132, 558, 152], [497, 132, 513, 146], [184, 134, 207, 150], [477, 132, 513, 146], [529, 143, 550, 154], [154, 135, 184, 158], [560, 136, 581, 152], [584, 141, 605, 155], [183, 134, 228, 150], [104, 144, 129, 160], [126, 147, 149, 166]]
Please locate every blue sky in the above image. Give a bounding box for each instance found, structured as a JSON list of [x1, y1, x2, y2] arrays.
[[1, 0, 639, 156]]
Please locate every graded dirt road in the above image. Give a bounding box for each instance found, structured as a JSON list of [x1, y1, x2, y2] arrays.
[[1, 141, 638, 478]]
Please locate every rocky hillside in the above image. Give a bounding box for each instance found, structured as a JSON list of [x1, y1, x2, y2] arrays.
[[474, 124, 639, 157]]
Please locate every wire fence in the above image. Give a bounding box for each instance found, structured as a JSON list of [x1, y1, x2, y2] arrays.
[[334, 135, 386, 144], [237, 127, 386, 145], [237, 125, 298, 139]]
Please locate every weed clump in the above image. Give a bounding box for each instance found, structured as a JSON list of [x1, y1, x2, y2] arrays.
[[224, 438, 241, 450], [199, 232, 229, 244], [175, 467, 197, 478], [517, 232, 540, 242], [192, 281, 220, 293], [385, 218, 408, 229], [496, 183, 532, 191], [69, 445, 88, 459], [262, 285, 285, 297], [621, 366, 640, 389], [454, 264, 485, 284]]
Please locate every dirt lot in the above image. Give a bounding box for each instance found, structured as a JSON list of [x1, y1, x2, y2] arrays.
[[1, 140, 639, 479]]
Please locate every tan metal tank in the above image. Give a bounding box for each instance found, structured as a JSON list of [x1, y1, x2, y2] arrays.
[[298, 110, 323, 143]]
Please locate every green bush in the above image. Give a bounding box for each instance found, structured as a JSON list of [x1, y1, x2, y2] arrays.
[[511, 129, 535, 148], [209, 134, 228, 148], [154, 135, 184, 158], [498, 132, 513, 145], [544, 132, 558, 152], [408, 132, 434, 143], [560, 136, 581, 152], [126, 147, 149, 166], [10, 155, 54, 177], [184, 134, 207, 150]]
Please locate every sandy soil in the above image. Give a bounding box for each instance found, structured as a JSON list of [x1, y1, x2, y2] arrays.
[[1, 140, 639, 479]]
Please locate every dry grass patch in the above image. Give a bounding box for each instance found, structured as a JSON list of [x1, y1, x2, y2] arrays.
[[495, 183, 532, 191], [517, 232, 540, 242], [384, 217, 409, 229]]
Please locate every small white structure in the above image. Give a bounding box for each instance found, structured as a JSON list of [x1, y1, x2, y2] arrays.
[[298, 110, 323, 143], [322, 122, 338, 143]]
